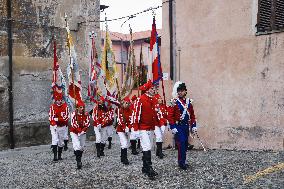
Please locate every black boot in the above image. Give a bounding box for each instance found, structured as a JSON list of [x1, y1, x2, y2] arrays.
[[100, 143, 105, 156], [142, 151, 148, 174], [146, 151, 158, 176], [121, 148, 129, 165], [78, 151, 83, 169], [75, 150, 82, 169], [95, 143, 101, 158], [187, 144, 194, 151], [137, 139, 141, 149], [144, 151, 157, 179], [64, 140, 68, 151], [130, 140, 139, 155], [58, 147, 63, 160], [107, 137, 112, 149], [52, 145, 58, 161], [156, 142, 164, 159]]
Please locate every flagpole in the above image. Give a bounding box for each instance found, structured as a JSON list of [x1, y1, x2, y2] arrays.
[[138, 44, 143, 97], [65, 13, 77, 109]]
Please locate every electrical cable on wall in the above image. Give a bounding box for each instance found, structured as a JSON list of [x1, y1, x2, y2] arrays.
[[0, 0, 174, 28]]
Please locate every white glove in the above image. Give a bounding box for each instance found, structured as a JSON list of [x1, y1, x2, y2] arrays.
[[78, 131, 86, 136], [97, 124, 102, 130], [51, 125, 57, 130], [125, 127, 130, 133], [172, 128, 178, 134], [133, 131, 140, 139], [191, 127, 197, 133], [54, 118, 58, 122], [161, 126, 166, 134]]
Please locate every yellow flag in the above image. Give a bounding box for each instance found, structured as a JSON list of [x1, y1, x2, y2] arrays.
[[101, 29, 118, 95]]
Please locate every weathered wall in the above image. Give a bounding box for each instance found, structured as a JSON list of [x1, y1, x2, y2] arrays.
[[0, 0, 100, 149], [162, 0, 284, 150]]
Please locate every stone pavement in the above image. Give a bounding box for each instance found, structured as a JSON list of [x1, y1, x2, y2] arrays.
[[0, 138, 283, 189]]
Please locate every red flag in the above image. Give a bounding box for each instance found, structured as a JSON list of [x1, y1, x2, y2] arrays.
[[150, 17, 162, 85], [88, 35, 98, 102]]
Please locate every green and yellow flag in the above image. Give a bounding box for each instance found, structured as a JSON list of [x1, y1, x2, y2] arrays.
[[101, 29, 118, 96]]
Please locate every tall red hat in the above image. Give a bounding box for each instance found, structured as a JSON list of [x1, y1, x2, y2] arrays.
[[139, 80, 153, 91], [76, 100, 85, 107], [54, 92, 63, 101], [131, 95, 137, 101], [123, 96, 131, 103]]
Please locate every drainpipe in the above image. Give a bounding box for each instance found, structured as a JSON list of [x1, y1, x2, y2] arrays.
[[7, 0, 15, 149], [169, 0, 174, 81]]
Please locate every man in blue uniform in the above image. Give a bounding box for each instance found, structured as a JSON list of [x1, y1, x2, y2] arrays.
[[168, 81, 197, 170]]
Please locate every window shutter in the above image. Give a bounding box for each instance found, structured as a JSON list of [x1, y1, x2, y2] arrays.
[[275, 0, 284, 30], [258, 0, 273, 32]]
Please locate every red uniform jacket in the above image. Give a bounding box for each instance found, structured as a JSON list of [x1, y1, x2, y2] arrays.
[[116, 107, 132, 132], [156, 103, 168, 127], [132, 94, 159, 131], [105, 107, 115, 126], [167, 98, 196, 127], [92, 106, 108, 127], [70, 111, 90, 134], [49, 103, 69, 127]]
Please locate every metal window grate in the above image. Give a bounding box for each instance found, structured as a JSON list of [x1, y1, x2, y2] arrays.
[[275, 0, 284, 30], [257, 0, 284, 33]]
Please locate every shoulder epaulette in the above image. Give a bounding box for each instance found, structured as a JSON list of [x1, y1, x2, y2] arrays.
[[168, 98, 177, 107]]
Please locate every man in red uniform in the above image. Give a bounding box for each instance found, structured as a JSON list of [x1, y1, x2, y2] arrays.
[[70, 100, 90, 169], [129, 95, 139, 155], [105, 100, 115, 149], [132, 80, 158, 180], [168, 81, 197, 170], [154, 94, 168, 159], [92, 96, 108, 157], [49, 92, 69, 161], [116, 97, 132, 165]]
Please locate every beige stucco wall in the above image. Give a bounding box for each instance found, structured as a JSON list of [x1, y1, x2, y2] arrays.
[[162, 0, 284, 150]]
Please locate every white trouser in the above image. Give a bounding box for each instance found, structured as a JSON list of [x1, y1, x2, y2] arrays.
[[100, 127, 107, 144], [105, 125, 114, 138], [50, 126, 65, 147], [94, 126, 102, 143], [64, 126, 69, 140], [140, 130, 153, 151], [70, 132, 86, 151], [129, 128, 137, 140], [154, 126, 163, 143], [117, 132, 129, 149]]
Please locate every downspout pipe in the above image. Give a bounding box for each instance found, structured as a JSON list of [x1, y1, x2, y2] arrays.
[[169, 0, 174, 81], [7, 0, 15, 149]]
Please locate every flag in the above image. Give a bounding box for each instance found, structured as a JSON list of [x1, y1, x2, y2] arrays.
[[101, 28, 119, 96], [88, 33, 100, 102], [121, 27, 137, 99], [66, 24, 82, 105], [150, 16, 162, 85], [51, 39, 70, 104]]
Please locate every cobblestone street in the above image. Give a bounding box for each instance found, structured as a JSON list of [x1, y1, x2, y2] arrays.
[[0, 138, 283, 189]]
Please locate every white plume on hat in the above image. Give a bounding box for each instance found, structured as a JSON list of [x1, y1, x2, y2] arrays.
[[172, 81, 183, 98]]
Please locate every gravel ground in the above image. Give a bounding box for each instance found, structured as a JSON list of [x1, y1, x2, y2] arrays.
[[0, 137, 283, 189]]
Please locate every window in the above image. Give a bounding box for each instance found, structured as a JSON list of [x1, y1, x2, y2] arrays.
[[257, 0, 284, 33]]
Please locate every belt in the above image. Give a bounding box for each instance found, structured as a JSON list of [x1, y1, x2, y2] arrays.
[[176, 121, 189, 125]]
